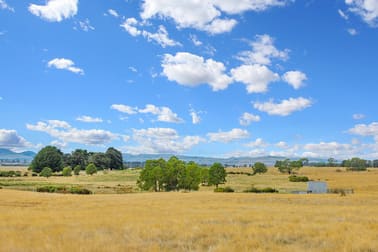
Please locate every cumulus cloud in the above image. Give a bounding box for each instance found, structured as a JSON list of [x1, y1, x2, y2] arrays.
[[189, 108, 202, 125], [111, 104, 138, 114], [111, 104, 183, 123], [162, 52, 232, 91], [353, 113, 365, 120], [121, 18, 181, 47], [231, 64, 280, 93], [0, 129, 31, 148], [29, 0, 78, 22], [239, 112, 261, 126], [125, 128, 203, 154], [108, 9, 119, 18], [236, 34, 289, 65], [208, 128, 250, 143], [253, 97, 313, 116], [303, 142, 356, 159], [346, 0, 378, 26], [47, 58, 84, 75], [0, 0, 14, 12], [276, 141, 289, 149], [76, 115, 103, 123], [245, 138, 268, 148], [140, 0, 289, 34], [348, 122, 378, 141], [189, 34, 202, 46], [282, 71, 307, 89], [26, 120, 118, 145]]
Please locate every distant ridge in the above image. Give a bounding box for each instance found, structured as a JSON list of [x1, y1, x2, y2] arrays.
[[0, 148, 36, 163]]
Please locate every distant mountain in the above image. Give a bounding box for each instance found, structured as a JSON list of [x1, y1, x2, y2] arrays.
[[122, 153, 286, 166], [0, 148, 36, 163]]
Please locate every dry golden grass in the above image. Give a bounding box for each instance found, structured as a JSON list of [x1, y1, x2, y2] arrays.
[[0, 167, 378, 251]]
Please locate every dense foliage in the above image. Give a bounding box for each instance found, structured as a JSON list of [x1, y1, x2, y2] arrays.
[[208, 162, 226, 188], [85, 163, 97, 175], [30, 146, 63, 173], [40, 167, 52, 178], [275, 159, 306, 174], [252, 162, 267, 175]]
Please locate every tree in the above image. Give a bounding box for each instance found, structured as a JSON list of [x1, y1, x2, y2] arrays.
[[200, 168, 210, 186], [275, 159, 304, 174], [62, 166, 72, 176], [30, 146, 63, 173], [209, 163, 226, 188], [137, 159, 166, 192], [73, 165, 81, 176], [342, 157, 368, 171], [178, 161, 201, 191], [106, 147, 123, 170], [86, 163, 97, 175], [89, 153, 110, 170], [252, 162, 267, 175], [328, 158, 336, 167], [70, 149, 89, 170], [165, 156, 185, 191], [40, 167, 52, 178]]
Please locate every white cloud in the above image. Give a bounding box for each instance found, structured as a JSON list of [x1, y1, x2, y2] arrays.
[[129, 66, 138, 73], [338, 9, 349, 20], [231, 64, 280, 93], [76, 115, 103, 123], [29, 0, 78, 22], [346, 0, 378, 26], [236, 34, 289, 65], [26, 120, 118, 145], [0, 129, 31, 148], [253, 97, 313, 116], [108, 9, 119, 18], [75, 19, 95, 32], [139, 104, 184, 123], [125, 128, 203, 154], [162, 52, 233, 91], [282, 70, 307, 89], [189, 34, 202, 46], [348, 122, 378, 141], [111, 104, 138, 114], [303, 142, 355, 159], [245, 138, 268, 148], [121, 18, 181, 47], [353, 113, 365, 120], [347, 28, 358, 35], [47, 58, 84, 75], [239, 112, 261, 126], [208, 128, 250, 143], [140, 0, 289, 34], [189, 109, 201, 125], [276, 141, 289, 149], [0, 0, 14, 12]]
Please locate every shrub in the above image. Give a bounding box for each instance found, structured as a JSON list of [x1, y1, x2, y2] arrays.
[[40, 167, 53, 178], [0, 171, 22, 177], [69, 187, 92, 195], [289, 175, 309, 182], [73, 165, 81, 176], [214, 186, 234, 193], [243, 186, 278, 193], [36, 185, 92, 194], [86, 163, 97, 175], [62, 167, 72, 177], [32, 172, 38, 177]]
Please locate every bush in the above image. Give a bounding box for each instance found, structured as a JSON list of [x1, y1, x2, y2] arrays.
[[36, 185, 92, 195], [62, 166, 72, 177], [243, 186, 278, 193], [69, 187, 92, 195], [289, 175, 309, 182], [86, 163, 97, 175], [214, 186, 234, 193], [0, 171, 22, 177], [40, 167, 53, 178], [73, 165, 81, 176]]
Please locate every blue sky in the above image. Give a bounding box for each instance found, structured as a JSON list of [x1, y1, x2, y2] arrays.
[[1, 0, 378, 160]]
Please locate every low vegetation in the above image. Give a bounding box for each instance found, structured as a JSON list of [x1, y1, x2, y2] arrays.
[[243, 186, 278, 193], [288, 175, 309, 182]]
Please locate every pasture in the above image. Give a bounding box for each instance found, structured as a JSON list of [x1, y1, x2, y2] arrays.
[[0, 166, 378, 251]]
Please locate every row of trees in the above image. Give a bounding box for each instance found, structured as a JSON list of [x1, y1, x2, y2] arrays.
[[137, 156, 227, 192], [30, 146, 123, 173]]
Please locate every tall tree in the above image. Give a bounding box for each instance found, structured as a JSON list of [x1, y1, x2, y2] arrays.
[[71, 149, 89, 169], [30, 146, 63, 173], [209, 162, 226, 188], [179, 161, 201, 191], [275, 159, 304, 174], [106, 147, 123, 170], [252, 162, 267, 175], [89, 152, 110, 170], [137, 158, 166, 192]]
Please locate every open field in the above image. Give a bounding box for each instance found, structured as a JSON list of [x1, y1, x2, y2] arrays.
[[0, 166, 378, 251]]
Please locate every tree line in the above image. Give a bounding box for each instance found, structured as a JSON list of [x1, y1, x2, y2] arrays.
[[137, 156, 227, 191], [29, 146, 123, 174]]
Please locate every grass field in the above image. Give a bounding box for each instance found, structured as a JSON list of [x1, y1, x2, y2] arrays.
[[0, 166, 378, 251]]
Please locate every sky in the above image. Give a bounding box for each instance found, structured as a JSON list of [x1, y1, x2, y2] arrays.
[[1, 0, 378, 160]]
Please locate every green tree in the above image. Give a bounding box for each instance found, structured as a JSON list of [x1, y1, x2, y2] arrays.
[[73, 165, 81, 176], [328, 158, 336, 167], [62, 166, 72, 176], [137, 159, 166, 192], [85, 163, 97, 175], [252, 162, 267, 175], [89, 153, 110, 170], [106, 147, 123, 170], [178, 162, 201, 191], [275, 159, 304, 174], [342, 157, 368, 171], [165, 156, 185, 191], [40, 167, 52, 178], [70, 149, 89, 170], [209, 163, 226, 188], [30, 146, 63, 173], [200, 168, 210, 186]]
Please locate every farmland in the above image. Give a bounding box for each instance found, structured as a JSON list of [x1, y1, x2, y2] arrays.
[[0, 166, 378, 251]]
